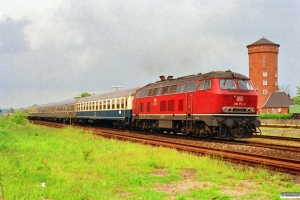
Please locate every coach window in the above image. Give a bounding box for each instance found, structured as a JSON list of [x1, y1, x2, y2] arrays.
[[185, 82, 197, 92], [116, 99, 120, 109], [107, 100, 111, 109], [121, 98, 125, 109], [99, 101, 102, 110], [220, 79, 237, 90], [168, 85, 177, 94], [161, 86, 169, 95], [112, 99, 115, 109], [103, 101, 106, 110]]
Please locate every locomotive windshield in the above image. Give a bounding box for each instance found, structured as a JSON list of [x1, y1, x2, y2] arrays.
[[238, 80, 254, 90], [220, 79, 254, 90], [220, 79, 237, 90]]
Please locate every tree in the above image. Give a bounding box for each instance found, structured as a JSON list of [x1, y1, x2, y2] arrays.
[[278, 85, 291, 95], [293, 84, 300, 105], [74, 92, 92, 99], [81, 92, 91, 97], [9, 107, 15, 113]]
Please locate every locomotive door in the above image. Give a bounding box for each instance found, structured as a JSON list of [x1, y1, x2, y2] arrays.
[[134, 97, 140, 122], [186, 92, 193, 133]]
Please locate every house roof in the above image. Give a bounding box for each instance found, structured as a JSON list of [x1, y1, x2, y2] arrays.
[[262, 92, 294, 108], [247, 37, 280, 47]]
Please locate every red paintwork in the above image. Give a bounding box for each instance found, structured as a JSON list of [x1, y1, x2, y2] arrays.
[[132, 78, 258, 116]]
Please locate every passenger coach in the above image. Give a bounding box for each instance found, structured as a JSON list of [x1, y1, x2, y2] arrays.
[[75, 87, 139, 127]]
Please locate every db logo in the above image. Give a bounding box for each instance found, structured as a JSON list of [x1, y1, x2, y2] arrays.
[[236, 96, 244, 102]]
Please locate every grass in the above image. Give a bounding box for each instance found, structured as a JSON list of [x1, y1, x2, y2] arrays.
[[1, 115, 300, 199]]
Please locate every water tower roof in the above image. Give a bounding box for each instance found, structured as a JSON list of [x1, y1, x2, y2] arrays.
[[247, 37, 280, 47]]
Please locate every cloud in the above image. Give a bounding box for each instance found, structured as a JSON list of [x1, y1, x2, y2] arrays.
[[0, 0, 300, 108], [0, 17, 31, 54]]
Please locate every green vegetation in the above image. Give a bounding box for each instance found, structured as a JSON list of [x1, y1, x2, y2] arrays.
[[1, 115, 299, 199], [258, 113, 293, 119], [74, 92, 92, 99], [293, 84, 300, 105]]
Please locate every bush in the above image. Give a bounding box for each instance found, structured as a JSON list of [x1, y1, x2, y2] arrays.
[[258, 113, 293, 119], [0, 111, 28, 127]]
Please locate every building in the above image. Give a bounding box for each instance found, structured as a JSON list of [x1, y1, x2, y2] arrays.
[[247, 37, 280, 113], [262, 92, 294, 114]]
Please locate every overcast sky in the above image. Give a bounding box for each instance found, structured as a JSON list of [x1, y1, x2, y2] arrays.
[[1, 0, 299, 109]]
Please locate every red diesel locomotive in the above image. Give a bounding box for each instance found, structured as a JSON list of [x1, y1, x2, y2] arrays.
[[132, 70, 261, 139]]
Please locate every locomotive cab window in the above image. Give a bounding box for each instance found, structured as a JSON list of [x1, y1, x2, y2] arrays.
[[220, 79, 237, 90], [238, 80, 254, 90]]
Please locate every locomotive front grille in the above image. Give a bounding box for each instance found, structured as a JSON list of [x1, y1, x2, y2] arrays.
[[222, 107, 255, 114]]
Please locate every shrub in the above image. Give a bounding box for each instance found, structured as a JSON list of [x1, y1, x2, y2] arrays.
[[258, 113, 293, 119], [0, 111, 28, 127]]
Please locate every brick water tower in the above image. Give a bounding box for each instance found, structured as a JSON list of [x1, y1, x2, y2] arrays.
[[247, 37, 280, 113]]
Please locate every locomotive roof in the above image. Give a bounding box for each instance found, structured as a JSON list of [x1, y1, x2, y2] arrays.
[[76, 87, 140, 103], [139, 70, 249, 90]]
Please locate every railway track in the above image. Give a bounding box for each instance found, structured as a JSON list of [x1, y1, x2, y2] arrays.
[[32, 120, 300, 175], [261, 124, 300, 129], [253, 135, 300, 142]]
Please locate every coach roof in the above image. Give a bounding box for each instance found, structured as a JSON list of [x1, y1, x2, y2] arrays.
[[76, 87, 140, 103]]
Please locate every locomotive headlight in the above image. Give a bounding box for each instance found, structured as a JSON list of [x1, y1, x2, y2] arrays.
[[222, 107, 228, 112], [251, 108, 255, 113]]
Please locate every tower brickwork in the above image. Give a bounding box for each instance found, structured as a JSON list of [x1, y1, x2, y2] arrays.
[[247, 38, 280, 113]]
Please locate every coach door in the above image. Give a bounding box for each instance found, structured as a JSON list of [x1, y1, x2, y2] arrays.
[[186, 92, 193, 133]]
